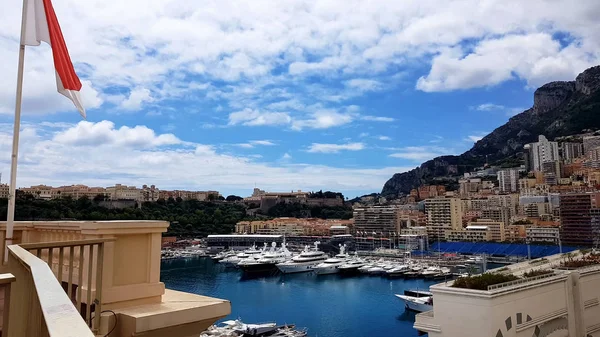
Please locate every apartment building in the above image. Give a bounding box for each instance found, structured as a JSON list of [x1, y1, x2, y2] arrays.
[[561, 142, 583, 162], [559, 193, 599, 246], [497, 168, 520, 193], [0, 183, 9, 198], [445, 226, 491, 242], [425, 197, 463, 240], [526, 226, 560, 244], [524, 135, 559, 171], [469, 219, 505, 241], [353, 206, 401, 234], [481, 207, 512, 226]]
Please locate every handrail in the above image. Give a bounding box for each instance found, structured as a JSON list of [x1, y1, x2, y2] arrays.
[[7, 244, 94, 337], [487, 272, 558, 291], [19, 238, 111, 333], [19, 237, 115, 249]]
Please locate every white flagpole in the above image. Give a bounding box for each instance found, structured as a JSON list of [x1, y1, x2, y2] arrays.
[[5, 0, 28, 262]]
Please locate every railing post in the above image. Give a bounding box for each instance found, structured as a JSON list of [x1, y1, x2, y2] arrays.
[[86, 244, 94, 327], [93, 243, 104, 334], [77, 245, 84, 316]]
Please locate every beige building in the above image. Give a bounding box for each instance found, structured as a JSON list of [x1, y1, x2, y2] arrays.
[[526, 226, 560, 244], [0, 183, 9, 199], [469, 219, 505, 241], [445, 226, 491, 242], [106, 184, 140, 200], [414, 251, 600, 337], [425, 197, 463, 240], [353, 206, 401, 235]]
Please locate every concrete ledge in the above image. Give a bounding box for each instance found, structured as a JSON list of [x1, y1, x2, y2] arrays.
[[114, 289, 230, 337]]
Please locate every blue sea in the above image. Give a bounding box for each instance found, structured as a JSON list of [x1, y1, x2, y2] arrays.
[[161, 257, 439, 337]]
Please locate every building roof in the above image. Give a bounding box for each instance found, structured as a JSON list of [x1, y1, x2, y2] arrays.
[[466, 225, 489, 230], [329, 225, 348, 229]]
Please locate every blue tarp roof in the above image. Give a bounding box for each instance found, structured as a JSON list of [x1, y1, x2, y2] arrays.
[[422, 242, 578, 259]]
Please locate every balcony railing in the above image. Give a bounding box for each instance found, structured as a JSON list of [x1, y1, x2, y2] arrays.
[[6, 244, 94, 337], [3, 238, 113, 337]]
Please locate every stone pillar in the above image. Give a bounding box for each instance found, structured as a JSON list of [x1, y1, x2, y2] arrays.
[[566, 271, 585, 337]]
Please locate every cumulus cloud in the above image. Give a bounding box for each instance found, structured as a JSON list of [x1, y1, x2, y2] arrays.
[[0, 0, 596, 118], [307, 142, 365, 153], [0, 121, 408, 194], [119, 88, 153, 111], [53, 120, 182, 147], [378, 136, 392, 141]]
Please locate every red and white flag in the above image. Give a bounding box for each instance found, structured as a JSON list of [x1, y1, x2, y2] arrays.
[[22, 0, 86, 118]]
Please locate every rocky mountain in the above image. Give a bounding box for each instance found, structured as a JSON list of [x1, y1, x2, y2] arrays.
[[381, 65, 600, 197]]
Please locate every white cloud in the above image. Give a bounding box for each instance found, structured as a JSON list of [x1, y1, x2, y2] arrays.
[[359, 132, 369, 138], [292, 110, 354, 130], [417, 33, 597, 92], [234, 140, 277, 148], [281, 153, 292, 160], [378, 136, 392, 141], [388, 146, 454, 161], [475, 103, 505, 111], [0, 121, 409, 194], [360, 115, 395, 122], [228, 109, 292, 126], [119, 88, 153, 111], [466, 135, 484, 142], [307, 142, 365, 153], [344, 79, 383, 92], [0, 0, 596, 118], [53, 120, 182, 148]]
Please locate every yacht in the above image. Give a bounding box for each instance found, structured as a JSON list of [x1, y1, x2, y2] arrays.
[[219, 246, 264, 267], [312, 245, 349, 275], [276, 242, 327, 274], [338, 258, 367, 274], [395, 289, 433, 312], [238, 242, 292, 273], [386, 264, 410, 278], [211, 249, 235, 261]]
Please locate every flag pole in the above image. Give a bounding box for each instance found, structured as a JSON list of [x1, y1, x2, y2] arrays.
[[5, 0, 28, 262]]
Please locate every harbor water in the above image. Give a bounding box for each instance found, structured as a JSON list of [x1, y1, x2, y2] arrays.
[[161, 256, 440, 337]]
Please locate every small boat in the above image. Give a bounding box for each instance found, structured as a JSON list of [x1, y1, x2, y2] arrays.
[[238, 242, 292, 273], [395, 294, 433, 312], [395, 289, 433, 312], [357, 264, 373, 274], [367, 266, 386, 275]]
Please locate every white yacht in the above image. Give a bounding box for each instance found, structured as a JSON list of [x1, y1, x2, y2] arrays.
[[395, 289, 433, 312], [219, 246, 264, 267], [238, 242, 293, 273], [312, 245, 349, 275], [338, 257, 367, 274], [276, 242, 327, 274]]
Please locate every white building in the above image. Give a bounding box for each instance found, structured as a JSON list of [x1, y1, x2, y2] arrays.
[[497, 169, 520, 193], [525, 135, 559, 172], [526, 226, 560, 244], [414, 251, 600, 337]]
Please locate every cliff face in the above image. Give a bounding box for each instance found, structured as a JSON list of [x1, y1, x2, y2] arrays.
[[381, 65, 600, 197]]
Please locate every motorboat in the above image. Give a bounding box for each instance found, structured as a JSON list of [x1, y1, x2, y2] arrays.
[[338, 258, 367, 274], [395, 289, 433, 312], [367, 266, 386, 275], [220, 246, 264, 267], [386, 265, 410, 278], [276, 242, 327, 274], [211, 250, 236, 261], [312, 244, 349, 275], [238, 242, 292, 273], [357, 264, 373, 274], [421, 266, 442, 278], [201, 319, 307, 337]]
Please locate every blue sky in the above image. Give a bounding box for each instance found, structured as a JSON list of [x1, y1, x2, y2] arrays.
[[0, 0, 599, 198]]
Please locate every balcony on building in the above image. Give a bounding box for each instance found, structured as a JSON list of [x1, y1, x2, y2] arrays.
[[0, 220, 230, 337], [414, 250, 600, 337]]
